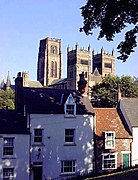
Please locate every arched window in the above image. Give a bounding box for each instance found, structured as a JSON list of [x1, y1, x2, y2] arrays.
[[51, 61, 54, 77], [51, 45, 57, 54], [54, 62, 57, 78]]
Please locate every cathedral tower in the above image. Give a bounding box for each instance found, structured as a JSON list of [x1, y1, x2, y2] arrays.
[[37, 37, 62, 86], [67, 43, 91, 90], [92, 48, 115, 77]]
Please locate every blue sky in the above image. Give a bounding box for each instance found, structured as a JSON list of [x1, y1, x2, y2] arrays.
[[0, 0, 138, 84]]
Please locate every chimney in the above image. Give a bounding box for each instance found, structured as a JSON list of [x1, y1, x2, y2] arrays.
[[22, 71, 29, 87], [78, 72, 88, 96], [15, 72, 24, 113]]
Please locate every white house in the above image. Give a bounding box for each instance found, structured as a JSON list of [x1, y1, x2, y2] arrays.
[[0, 110, 30, 180], [119, 98, 138, 166], [15, 72, 95, 179]]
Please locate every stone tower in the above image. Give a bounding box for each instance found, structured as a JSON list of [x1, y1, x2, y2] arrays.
[[37, 37, 62, 86], [67, 43, 91, 90], [92, 47, 115, 77]]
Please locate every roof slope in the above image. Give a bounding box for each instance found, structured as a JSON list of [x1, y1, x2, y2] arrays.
[[121, 98, 138, 127], [0, 110, 29, 134], [23, 87, 94, 115], [94, 108, 131, 138]]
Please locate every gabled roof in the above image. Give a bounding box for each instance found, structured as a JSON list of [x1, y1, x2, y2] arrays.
[[94, 108, 131, 138], [23, 87, 94, 115], [0, 110, 29, 134], [121, 98, 138, 127], [92, 67, 101, 76]]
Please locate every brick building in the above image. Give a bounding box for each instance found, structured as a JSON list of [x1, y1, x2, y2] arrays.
[[94, 108, 132, 173]]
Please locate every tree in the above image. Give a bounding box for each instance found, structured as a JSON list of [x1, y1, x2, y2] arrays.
[[80, 0, 138, 61], [91, 75, 138, 107], [0, 89, 15, 109]]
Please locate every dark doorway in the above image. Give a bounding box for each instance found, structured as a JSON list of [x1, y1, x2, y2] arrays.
[[33, 162, 42, 180]]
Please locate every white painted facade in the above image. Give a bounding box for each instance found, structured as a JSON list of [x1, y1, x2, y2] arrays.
[[0, 134, 30, 180], [131, 127, 138, 166], [29, 114, 94, 179], [120, 100, 138, 167]]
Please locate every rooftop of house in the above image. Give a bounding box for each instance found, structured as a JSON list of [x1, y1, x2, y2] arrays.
[[0, 109, 29, 134], [23, 87, 94, 115], [94, 108, 132, 138], [121, 98, 138, 127]]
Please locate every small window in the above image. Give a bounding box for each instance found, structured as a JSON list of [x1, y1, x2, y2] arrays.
[[61, 160, 76, 174], [104, 63, 112, 68], [34, 129, 43, 143], [80, 59, 88, 65], [66, 105, 74, 115], [65, 129, 75, 144], [64, 94, 76, 117], [3, 138, 14, 156], [105, 131, 115, 149], [102, 153, 117, 170], [51, 45, 57, 54], [3, 168, 14, 180]]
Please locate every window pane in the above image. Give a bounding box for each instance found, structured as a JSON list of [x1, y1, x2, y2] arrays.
[[66, 105, 74, 115], [3, 138, 14, 156], [34, 129, 43, 143], [61, 160, 75, 173], [3, 168, 14, 179], [103, 154, 116, 170], [65, 129, 74, 143]]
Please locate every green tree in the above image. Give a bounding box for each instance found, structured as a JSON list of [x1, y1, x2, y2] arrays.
[[0, 89, 15, 109], [91, 75, 138, 107], [80, 0, 138, 61]]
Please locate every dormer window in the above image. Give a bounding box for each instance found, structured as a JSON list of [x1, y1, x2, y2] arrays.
[[104, 131, 115, 149], [64, 94, 76, 117]]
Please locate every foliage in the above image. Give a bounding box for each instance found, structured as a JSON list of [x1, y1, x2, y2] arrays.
[[91, 75, 138, 107], [80, 0, 138, 61], [0, 89, 15, 109]]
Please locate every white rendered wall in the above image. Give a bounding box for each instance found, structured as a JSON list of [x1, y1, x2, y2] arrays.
[[29, 114, 94, 179], [0, 134, 30, 180], [132, 127, 138, 166]]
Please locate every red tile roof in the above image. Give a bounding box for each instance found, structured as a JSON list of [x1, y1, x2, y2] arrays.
[[94, 108, 131, 138]]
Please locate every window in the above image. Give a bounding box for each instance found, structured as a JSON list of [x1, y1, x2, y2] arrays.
[[105, 131, 115, 149], [51, 45, 57, 54], [51, 61, 57, 78], [66, 105, 74, 115], [64, 94, 76, 117], [61, 160, 76, 174], [34, 129, 43, 143], [104, 63, 112, 68], [102, 153, 117, 170], [80, 59, 88, 65], [65, 129, 75, 144], [3, 168, 14, 180], [3, 138, 14, 156]]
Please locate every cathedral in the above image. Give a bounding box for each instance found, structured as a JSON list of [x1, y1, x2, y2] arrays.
[[37, 37, 115, 90], [0, 37, 115, 91]]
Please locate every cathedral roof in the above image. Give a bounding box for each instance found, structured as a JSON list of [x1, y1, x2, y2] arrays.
[[93, 67, 101, 76]]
